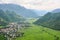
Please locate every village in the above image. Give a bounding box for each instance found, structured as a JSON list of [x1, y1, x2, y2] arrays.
[[0, 22, 30, 40]]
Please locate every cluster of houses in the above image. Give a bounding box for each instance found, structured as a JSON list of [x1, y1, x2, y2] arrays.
[[0, 22, 24, 40], [0, 21, 30, 40]]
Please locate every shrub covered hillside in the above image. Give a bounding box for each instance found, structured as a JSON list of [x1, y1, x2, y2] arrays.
[[0, 9, 24, 26], [34, 12, 60, 30]]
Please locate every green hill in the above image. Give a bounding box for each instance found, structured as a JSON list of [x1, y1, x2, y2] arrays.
[[0, 9, 24, 26], [34, 12, 60, 30], [0, 4, 38, 18]]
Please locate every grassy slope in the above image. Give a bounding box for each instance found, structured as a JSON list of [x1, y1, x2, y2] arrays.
[[16, 24, 60, 40]]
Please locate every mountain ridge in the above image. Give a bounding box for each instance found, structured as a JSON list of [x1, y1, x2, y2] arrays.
[[0, 4, 38, 18], [34, 9, 60, 30]]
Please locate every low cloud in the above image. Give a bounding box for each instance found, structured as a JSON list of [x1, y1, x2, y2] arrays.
[[0, 0, 60, 10]]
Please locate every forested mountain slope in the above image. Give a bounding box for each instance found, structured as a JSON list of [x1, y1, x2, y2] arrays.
[[0, 9, 23, 26], [0, 4, 38, 18], [34, 12, 60, 30]]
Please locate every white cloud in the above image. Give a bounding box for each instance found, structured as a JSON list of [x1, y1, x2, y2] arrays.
[[0, 0, 11, 3], [0, 0, 60, 10]]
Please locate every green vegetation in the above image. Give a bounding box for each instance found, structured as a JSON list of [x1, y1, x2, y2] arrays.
[[0, 4, 38, 18], [0, 4, 60, 40], [0, 9, 24, 26], [0, 26, 4, 28], [16, 24, 60, 40], [15, 19, 60, 40], [0, 34, 7, 40], [34, 12, 60, 30]]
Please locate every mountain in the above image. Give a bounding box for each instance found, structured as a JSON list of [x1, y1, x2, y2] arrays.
[[33, 10, 48, 16], [52, 8, 60, 13], [34, 12, 60, 30], [0, 9, 24, 26], [0, 4, 38, 18]]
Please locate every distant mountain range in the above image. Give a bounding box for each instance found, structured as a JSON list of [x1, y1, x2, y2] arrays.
[[34, 8, 60, 30], [0, 4, 38, 18], [33, 10, 48, 16], [52, 8, 60, 13]]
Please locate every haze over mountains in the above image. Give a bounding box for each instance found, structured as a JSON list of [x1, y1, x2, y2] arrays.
[[33, 10, 48, 16], [0, 3, 49, 26], [0, 9, 24, 26], [52, 8, 60, 13], [0, 3, 60, 30], [0, 4, 39, 18], [0, 0, 60, 40], [34, 9, 60, 30]]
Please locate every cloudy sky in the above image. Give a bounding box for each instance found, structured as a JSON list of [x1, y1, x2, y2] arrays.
[[0, 0, 60, 10]]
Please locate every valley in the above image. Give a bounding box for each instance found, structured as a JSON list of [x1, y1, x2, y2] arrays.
[[0, 18, 60, 40], [15, 24, 60, 40], [0, 3, 60, 40]]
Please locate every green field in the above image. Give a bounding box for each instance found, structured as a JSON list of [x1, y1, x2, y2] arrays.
[[0, 19, 60, 40], [16, 24, 60, 40]]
